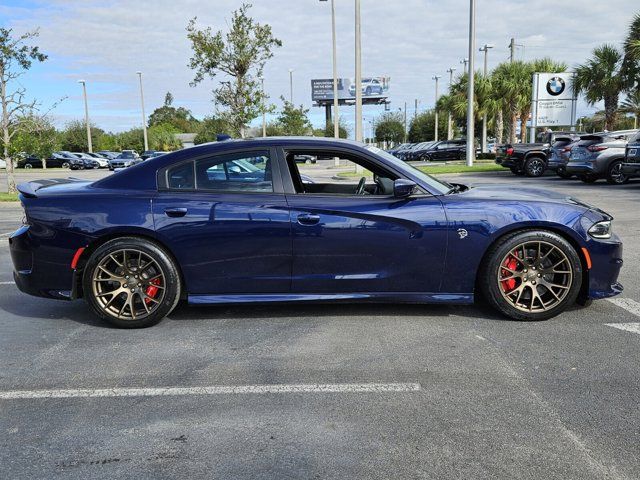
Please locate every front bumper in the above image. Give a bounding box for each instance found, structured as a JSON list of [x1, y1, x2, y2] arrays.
[[586, 234, 623, 300]]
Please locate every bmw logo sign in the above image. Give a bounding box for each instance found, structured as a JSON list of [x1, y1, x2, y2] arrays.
[[546, 76, 565, 96]]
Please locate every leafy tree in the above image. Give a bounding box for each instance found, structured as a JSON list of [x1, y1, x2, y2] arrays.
[[374, 112, 405, 143], [0, 27, 47, 192], [492, 61, 533, 144], [622, 13, 640, 88], [116, 128, 145, 153], [314, 120, 349, 139], [9, 115, 59, 163], [194, 116, 233, 144], [574, 45, 625, 131], [148, 92, 198, 132], [186, 3, 282, 137], [275, 98, 312, 135], [408, 110, 447, 142], [619, 88, 640, 128], [148, 123, 182, 150], [60, 120, 104, 152], [265, 122, 284, 136]]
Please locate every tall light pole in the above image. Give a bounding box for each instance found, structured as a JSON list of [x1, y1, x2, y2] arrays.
[[460, 58, 469, 74], [432, 75, 441, 142], [320, 0, 340, 140], [446, 67, 456, 140], [478, 44, 493, 153], [136, 71, 148, 152], [77, 80, 92, 153], [354, 0, 363, 143], [260, 76, 266, 137], [289, 69, 294, 103], [465, 0, 476, 166]]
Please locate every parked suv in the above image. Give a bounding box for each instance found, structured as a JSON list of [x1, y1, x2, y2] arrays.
[[547, 136, 581, 179], [412, 140, 467, 161], [348, 77, 384, 97], [621, 130, 640, 180], [565, 130, 637, 184], [109, 150, 142, 170]]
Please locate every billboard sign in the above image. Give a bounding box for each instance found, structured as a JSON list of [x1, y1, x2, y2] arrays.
[[530, 72, 577, 128], [311, 76, 390, 102]]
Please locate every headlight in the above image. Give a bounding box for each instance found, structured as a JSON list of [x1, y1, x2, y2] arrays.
[[588, 220, 612, 239]]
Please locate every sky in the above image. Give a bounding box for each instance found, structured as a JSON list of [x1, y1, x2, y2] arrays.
[[1, 0, 637, 137]]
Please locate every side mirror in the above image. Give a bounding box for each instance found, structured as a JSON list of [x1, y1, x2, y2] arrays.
[[393, 179, 417, 198]]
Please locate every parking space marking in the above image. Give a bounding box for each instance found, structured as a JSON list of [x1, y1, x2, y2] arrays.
[[0, 382, 422, 400], [607, 297, 640, 318], [0, 281, 15, 285], [0, 232, 14, 238], [605, 323, 640, 336]]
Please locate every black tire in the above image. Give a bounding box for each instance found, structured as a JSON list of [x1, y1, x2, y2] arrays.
[[61, 162, 70, 169], [606, 160, 629, 185], [579, 174, 598, 184], [82, 237, 181, 328], [510, 166, 525, 176], [524, 156, 546, 177], [24, 163, 32, 169], [479, 230, 582, 321], [556, 168, 573, 179], [365, 87, 371, 95]]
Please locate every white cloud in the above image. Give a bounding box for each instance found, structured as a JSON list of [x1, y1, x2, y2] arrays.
[[6, 0, 638, 132]]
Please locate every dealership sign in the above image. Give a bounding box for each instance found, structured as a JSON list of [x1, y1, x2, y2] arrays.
[[311, 76, 390, 102], [530, 72, 577, 128]]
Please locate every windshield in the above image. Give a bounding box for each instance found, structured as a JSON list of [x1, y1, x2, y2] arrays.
[[364, 145, 452, 195]]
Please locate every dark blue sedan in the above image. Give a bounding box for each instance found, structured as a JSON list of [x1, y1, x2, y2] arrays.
[[9, 137, 623, 328]]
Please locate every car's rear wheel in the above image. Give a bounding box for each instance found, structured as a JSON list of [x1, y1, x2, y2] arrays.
[[480, 230, 582, 321], [61, 162, 70, 169], [524, 157, 545, 177], [579, 174, 598, 183], [606, 160, 629, 185], [82, 237, 181, 328], [24, 163, 32, 169]]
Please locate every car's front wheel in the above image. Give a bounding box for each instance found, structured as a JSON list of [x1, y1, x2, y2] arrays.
[[61, 162, 70, 169], [480, 230, 582, 321], [24, 163, 32, 169], [82, 237, 181, 328]]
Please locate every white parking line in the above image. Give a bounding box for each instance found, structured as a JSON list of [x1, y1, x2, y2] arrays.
[[0, 232, 14, 238], [605, 323, 640, 336], [0, 281, 15, 285], [0, 382, 422, 400], [607, 297, 640, 318]]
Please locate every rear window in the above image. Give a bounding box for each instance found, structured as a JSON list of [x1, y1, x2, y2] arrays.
[[576, 135, 611, 147], [628, 132, 640, 145], [552, 139, 573, 148]]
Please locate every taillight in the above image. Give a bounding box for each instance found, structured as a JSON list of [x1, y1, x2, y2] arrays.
[[587, 145, 607, 152], [562, 146, 572, 152], [506, 147, 514, 156]]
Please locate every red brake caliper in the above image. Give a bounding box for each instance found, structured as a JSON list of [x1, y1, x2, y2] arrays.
[[500, 251, 519, 293], [144, 278, 161, 304]]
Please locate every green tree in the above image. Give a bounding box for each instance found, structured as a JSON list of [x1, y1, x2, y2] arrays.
[[116, 128, 145, 152], [492, 61, 533, 144], [9, 114, 59, 163], [275, 98, 312, 135], [148, 123, 182, 151], [619, 88, 640, 128], [186, 3, 282, 137], [374, 112, 405, 143], [314, 120, 348, 139], [148, 92, 198, 132], [60, 120, 104, 152], [574, 45, 625, 131], [408, 110, 447, 142], [194, 116, 233, 144], [622, 13, 640, 88], [0, 27, 48, 192]]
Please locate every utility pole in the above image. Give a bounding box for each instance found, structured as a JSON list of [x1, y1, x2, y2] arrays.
[[432, 75, 441, 142], [288, 69, 294, 103], [354, 0, 363, 143], [403, 102, 407, 142], [478, 44, 494, 153], [414, 99, 418, 120], [136, 72, 148, 152], [446, 67, 456, 140], [509, 38, 516, 62], [465, 0, 476, 166], [78, 80, 92, 153], [461, 58, 469, 74]]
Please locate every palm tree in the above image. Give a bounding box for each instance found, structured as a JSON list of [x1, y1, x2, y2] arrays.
[[574, 45, 625, 131], [619, 88, 640, 128], [622, 12, 640, 87], [492, 61, 530, 144]]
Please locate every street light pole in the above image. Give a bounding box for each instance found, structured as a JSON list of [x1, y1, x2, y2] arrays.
[[78, 80, 92, 153], [136, 71, 148, 152], [461, 58, 469, 74], [446, 67, 456, 140], [260, 76, 266, 137], [465, 0, 476, 166], [478, 44, 493, 153], [289, 69, 294, 103], [354, 0, 363, 143], [432, 75, 441, 142]]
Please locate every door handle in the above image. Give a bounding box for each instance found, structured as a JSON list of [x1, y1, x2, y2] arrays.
[[164, 207, 188, 218], [297, 213, 320, 226]]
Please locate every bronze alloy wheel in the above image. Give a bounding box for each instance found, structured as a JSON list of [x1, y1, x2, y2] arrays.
[[91, 248, 166, 320], [497, 240, 573, 313]]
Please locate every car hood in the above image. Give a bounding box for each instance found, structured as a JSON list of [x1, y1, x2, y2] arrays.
[[451, 184, 607, 214]]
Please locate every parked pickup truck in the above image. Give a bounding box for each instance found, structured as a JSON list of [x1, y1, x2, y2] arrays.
[[495, 131, 581, 177]]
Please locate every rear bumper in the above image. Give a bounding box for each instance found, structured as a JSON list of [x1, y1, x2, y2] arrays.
[[566, 161, 597, 174], [495, 157, 519, 169]]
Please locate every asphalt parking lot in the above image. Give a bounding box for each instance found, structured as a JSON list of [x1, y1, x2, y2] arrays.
[[1, 168, 639, 479]]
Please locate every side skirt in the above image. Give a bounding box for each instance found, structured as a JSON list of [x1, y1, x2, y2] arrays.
[[188, 292, 474, 306]]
